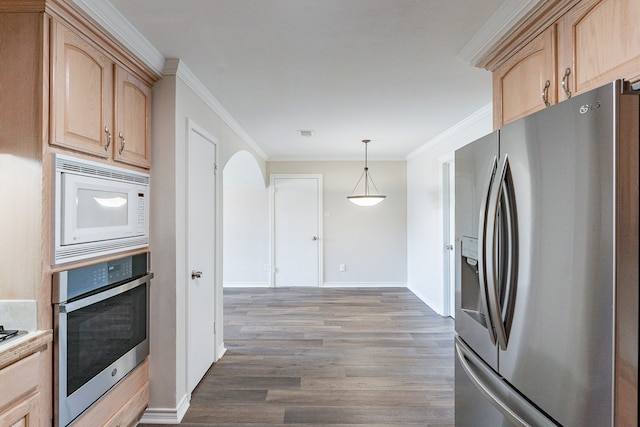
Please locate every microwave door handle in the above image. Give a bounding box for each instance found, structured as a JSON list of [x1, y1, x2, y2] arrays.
[[478, 156, 498, 345]]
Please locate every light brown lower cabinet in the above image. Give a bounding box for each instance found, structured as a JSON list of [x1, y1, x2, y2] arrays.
[[0, 350, 47, 426], [1, 392, 40, 427]]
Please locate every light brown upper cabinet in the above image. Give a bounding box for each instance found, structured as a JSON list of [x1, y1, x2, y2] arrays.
[[51, 21, 152, 168], [493, 26, 557, 129], [483, 0, 640, 129], [52, 21, 114, 158], [557, 0, 640, 100], [114, 66, 152, 168]]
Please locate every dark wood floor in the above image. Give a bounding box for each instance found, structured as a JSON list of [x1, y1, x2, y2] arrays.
[[146, 287, 455, 426]]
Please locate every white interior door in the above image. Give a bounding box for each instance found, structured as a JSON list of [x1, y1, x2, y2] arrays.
[[187, 121, 217, 392], [272, 175, 321, 287]]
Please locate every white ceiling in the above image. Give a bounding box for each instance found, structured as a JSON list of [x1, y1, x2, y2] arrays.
[[86, 0, 519, 160]]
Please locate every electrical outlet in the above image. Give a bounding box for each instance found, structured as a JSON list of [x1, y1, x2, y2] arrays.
[[340, 264, 346, 272]]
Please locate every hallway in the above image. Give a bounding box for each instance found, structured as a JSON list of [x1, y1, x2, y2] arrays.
[[149, 287, 455, 426]]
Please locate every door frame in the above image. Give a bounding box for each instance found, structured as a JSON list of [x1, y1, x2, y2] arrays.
[[440, 154, 455, 317], [185, 118, 220, 393], [269, 174, 323, 287]]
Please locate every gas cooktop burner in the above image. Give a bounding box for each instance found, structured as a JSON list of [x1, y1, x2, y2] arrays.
[[0, 326, 19, 342]]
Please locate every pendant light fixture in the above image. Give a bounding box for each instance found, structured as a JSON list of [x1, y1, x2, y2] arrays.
[[347, 139, 386, 206]]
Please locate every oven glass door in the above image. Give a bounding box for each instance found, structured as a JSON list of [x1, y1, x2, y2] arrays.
[[66, 283, 146, 395], [56, 275, 150, 426]]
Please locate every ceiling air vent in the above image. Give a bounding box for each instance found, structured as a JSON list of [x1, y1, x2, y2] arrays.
[[298, 129, 314, 138]]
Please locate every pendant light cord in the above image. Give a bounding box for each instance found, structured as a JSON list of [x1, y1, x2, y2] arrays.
[[349, 140, 382, 196]]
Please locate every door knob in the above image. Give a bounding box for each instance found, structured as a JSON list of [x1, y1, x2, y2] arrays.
[[191, 270, 202, 279], [312, 236, 318, 241]]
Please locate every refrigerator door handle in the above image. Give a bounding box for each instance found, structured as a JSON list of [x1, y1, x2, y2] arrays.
[[485, 155, 518, 351], [485, 155, 505, 348], [455, 337, 559, 427], [498, 159, 518, 349], [478, 156, 498, 345]]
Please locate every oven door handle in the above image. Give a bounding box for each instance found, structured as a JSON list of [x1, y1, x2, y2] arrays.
[[60, 273, 153, 313]]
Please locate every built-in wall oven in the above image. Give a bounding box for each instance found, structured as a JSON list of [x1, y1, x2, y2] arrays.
[[52, 253, 152, 426]]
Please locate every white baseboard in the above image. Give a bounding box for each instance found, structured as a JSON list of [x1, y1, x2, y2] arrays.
[[407, 285, 444, 316], [322, 282, 407, 288], [216, 344, 227, 361], [224, 282, 407, 288], [223, 282, 270, 288], [139, 392, 190, 424]]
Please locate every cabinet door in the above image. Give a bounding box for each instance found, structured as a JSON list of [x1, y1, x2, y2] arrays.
[[492, 26, 557, 129], [114, 66, 152, 168], [52, 22, 114, 157], [0, 351, 45, 427], [0, 391, 40, 427], [558, 0, 640, 98]]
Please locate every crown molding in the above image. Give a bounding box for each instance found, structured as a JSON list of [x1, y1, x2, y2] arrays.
[[458, 0, 543, 67], [163, 59, 269, 161], [66, 0, 165, 74], [406, 103, 492, 160], [67, 0, 268, 161]]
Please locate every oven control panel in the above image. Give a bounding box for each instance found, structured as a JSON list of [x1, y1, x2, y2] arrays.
[[53, 253, 148, 303]]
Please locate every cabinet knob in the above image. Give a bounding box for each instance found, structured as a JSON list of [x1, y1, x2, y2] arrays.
[[104, 126, 112, 151], [118, 132, 126, 155], [541, 80, 551, 107], [561, 68, 572, 99]]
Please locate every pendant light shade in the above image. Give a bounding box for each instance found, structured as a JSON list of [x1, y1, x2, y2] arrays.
[[347, 139, 386, 206]]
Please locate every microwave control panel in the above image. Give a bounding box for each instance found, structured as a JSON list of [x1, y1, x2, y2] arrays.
[[137, 192, 147, 232]]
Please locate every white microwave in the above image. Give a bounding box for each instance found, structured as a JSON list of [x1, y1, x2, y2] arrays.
[[54, 154, 150, 264]]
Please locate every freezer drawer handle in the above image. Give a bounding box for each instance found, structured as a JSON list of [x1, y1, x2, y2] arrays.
[[455, 337, 559, 427]]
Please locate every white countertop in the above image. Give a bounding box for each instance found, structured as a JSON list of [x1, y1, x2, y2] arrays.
[[0, 330, 52, 370]]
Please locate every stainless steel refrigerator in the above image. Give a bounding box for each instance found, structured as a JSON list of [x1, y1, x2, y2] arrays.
[[454, 80, 639, 426]]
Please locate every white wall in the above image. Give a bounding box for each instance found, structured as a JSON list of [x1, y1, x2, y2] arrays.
[[146, 73, 179, 420], [223, 151, 270, 286], [406, 106, 492, 315], [269, 161, 407, 286], [144, 59, 266, 423]]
